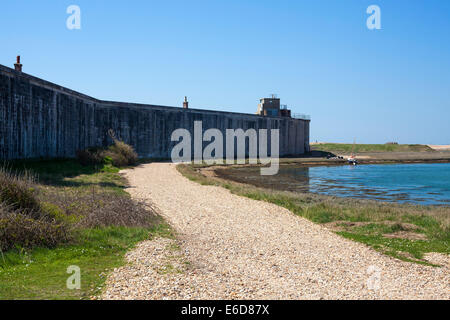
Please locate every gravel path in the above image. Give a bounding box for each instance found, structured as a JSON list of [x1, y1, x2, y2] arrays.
[[102, 163, 449, 300]]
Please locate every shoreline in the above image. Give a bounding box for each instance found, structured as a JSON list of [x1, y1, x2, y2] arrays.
[[280, 151, 450, 166], [210, 165, 450, 208], [177, 163, 449, 269], [203, 156, 450, 207], [189, 153, 450, 170]]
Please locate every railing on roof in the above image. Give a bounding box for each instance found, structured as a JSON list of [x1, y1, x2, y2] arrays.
[[292, 113, 311, 120]]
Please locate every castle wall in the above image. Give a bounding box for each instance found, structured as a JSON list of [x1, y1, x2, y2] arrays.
[[0, 64, 310, 160]]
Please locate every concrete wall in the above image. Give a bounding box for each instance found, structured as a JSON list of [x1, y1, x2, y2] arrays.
[[0, 64, 310, 160]]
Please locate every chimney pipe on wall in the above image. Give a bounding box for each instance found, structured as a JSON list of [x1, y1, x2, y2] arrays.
[[14, 56, 23, 72], [183, 96, 189, 109]]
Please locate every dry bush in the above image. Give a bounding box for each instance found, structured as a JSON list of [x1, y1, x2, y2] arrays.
[[77, 195, 157, 228], [42, 190, 158, 228], [103, 150, 129, 167], [76, 137, 138, 167], [0, 168, 71, 250], [0, 203, 70, 251], [76, 147, 105, 166], [107, 140, 138, 166], [0, 168, 40, 216]]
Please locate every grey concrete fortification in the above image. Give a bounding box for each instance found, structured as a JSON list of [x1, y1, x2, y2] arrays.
[[0, 64, 310, 160]]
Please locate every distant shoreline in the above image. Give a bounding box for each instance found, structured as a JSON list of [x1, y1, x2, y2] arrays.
[[428, 145, 450, 151], [189, 153, 450, 186], [279, 154, 450, 166], [304, 143, 450, 166], [310, 142, 450, 151]]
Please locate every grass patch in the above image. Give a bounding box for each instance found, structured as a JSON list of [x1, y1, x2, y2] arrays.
[[337, 232, 446, 265], [177, 164, 449, 265], [311, 143, 434, 153], [0, 224, 173, 300]]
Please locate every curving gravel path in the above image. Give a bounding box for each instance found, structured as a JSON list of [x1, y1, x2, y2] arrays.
[[102, 163, 449, 300]]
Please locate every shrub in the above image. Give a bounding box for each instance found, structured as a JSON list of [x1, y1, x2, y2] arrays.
[[107, 140, 138, 166], [76, 139, 138, 168], [40, 201, 81, 225], [76, 147, 105, 166], [0, 204, 70, 251], [103, 150, 129, 167], [0, 168, 40, 216], [0, 168, 72, 251], [77, 196, 156, 228], [43, 191, 157, 228]]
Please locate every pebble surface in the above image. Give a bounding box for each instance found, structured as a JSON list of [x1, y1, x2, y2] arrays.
[[102, 163, 449, 300]]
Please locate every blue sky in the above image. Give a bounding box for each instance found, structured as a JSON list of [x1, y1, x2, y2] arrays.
[[1, 0, 449, 144]]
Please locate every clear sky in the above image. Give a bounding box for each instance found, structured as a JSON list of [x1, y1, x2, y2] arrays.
[[1, 0, 449, 144]]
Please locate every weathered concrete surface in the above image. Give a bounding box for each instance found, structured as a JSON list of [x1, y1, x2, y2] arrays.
[[0, 64, 310, 160]]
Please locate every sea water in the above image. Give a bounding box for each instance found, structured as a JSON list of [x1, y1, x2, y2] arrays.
[[283, 163, 450, 205]]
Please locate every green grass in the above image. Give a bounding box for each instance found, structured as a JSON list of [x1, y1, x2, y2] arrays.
[[337, 232, 447, 265], [0, 159, 172, 300], [7, 159, 125, 192], [0, 224, 173, 300], [177, 164, 449, 265], [311, 143, 434, 153]]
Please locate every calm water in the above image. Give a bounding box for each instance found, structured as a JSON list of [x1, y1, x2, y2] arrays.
[[282, 163, 450, 205], [218, 163, 450, 205]]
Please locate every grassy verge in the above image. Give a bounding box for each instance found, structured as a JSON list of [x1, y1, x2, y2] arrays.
[[311, 143, 434, 153], [0, 159, 172, 300], [177, 164, 449, 266], [0, 225, 172, 299]]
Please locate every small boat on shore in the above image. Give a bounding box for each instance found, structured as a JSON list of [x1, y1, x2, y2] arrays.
[[347, 156, 358, 165], [348, 139, 358, 165]]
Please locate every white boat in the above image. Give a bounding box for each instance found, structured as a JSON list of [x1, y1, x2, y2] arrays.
[[347, 140, 358, 165], [347, 155, 358, 165]]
